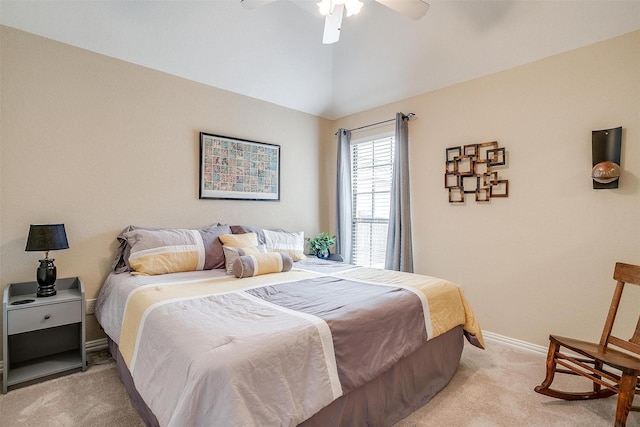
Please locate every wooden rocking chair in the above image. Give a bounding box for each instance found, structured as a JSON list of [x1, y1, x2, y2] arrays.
[[534, 262, 640, 427]]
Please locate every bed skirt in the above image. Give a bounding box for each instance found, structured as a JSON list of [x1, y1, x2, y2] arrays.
[[109, 325, 464, 426]]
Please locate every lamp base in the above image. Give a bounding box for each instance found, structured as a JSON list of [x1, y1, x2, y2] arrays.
[[36, 258, 57, 297], [37, 285, 57, 297]]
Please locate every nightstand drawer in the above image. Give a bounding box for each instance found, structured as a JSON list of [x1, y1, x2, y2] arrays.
[[7, 301, 82, 335]]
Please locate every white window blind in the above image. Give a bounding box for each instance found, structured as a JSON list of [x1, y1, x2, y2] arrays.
[[351, 136, 394, 268]]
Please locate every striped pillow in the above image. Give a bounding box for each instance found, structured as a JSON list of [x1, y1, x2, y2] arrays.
[[125, 228, 207, 275], [114, 224, 230, 273], [232, 252, 293, 278], [222, 245, 267, 274]]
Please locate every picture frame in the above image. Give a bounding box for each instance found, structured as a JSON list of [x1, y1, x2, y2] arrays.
[[444, 172, 459, 189], [448, 187, 465, 203], [490, 180, 509, 198], [487, 147, 506, 166], [446, 146, 461, 162], [199, 132, 280, 201]]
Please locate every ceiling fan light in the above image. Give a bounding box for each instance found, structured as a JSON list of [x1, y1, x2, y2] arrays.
[[344, 0, 363, 16], [317, 0, 332, 16]]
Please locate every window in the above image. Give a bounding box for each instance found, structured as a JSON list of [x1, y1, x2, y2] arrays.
[[350, 135, 394, 268]]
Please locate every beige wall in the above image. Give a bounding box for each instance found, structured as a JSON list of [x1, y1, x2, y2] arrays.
[[0, 26, 329, 345], [329, 31, 640, 347], [2, 24, 638, 356]]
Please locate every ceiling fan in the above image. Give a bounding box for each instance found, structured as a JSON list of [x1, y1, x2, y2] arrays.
[[240, 0, 430, 44]]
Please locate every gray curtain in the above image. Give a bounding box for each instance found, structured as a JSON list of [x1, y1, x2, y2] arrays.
[[385, 113, 413, 272], [335, 129, 353, 264]]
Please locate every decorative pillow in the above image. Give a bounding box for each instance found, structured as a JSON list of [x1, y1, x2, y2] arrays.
[[222, 245, 267, 274], [230, 225, 268, 245], [219, 232, 259, 249], [124, 228, 209, 275], [113, 224, 230, 273], [232, 252, 293, 278], [263, 229, 307, 261], [199, 225, 231, 270]]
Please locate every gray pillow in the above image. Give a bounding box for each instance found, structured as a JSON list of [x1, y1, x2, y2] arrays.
[[112, 223, 230, 273]]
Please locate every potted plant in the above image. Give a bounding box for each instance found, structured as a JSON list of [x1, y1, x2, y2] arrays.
[[306, 232, 336, 259]]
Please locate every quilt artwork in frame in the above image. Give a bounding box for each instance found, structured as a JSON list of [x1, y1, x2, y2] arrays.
[[199, 132, 280, 201]]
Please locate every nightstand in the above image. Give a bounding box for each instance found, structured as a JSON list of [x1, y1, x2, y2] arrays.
[[2, 277, 86, 393], [306, 253, 344, 262]]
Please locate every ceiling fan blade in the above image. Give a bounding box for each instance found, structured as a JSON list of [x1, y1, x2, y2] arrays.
[[322, 4, 344, 45], [240, 0, 277, 10], [375, 0, 430, 20]]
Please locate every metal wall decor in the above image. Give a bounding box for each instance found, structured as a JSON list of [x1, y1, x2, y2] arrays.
[[591, 127, 622, 189], [444, 141, 509, 203]]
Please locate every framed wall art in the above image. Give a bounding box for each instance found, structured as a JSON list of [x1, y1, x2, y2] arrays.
[[199, 132, 280, 201]]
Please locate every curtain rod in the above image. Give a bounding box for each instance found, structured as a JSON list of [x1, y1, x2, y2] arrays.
[[335, 113, 416, 135]]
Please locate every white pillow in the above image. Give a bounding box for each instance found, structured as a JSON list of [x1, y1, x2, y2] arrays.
[[263, 230, 307, 262]]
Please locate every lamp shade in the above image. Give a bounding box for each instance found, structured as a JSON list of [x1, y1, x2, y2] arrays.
[[25, 224, 69, 252]]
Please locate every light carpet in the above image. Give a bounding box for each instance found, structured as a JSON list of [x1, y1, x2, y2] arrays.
[[0, 340, 637, 426]]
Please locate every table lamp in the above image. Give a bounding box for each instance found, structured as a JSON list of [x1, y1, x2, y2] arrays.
[[25, 224, 69, 297]]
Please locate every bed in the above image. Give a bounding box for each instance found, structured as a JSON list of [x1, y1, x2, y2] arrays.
[[96, 224, 484, 426]]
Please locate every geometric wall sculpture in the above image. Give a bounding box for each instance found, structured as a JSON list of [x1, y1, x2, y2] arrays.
[[445, 141, 509, 203]]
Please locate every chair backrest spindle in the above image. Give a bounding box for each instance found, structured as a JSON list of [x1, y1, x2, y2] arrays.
[[600, 263, 640, 356], [631, 317, 640, 345]]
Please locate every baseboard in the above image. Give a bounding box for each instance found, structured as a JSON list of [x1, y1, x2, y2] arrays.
[[483, 330, 548, 355], [86, 338, 109, 353], [1, 334, 548, 371], [0, 338, 109, 371]]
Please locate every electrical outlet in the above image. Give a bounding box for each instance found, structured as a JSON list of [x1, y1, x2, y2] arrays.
[[86, 298, 97, 315]]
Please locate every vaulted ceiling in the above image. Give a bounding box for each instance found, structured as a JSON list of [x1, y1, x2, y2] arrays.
[[2, 0, 639, 119]]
